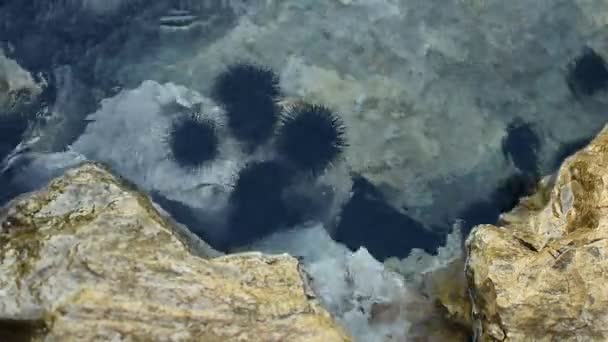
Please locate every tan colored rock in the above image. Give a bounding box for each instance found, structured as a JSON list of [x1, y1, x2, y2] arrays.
[[466, 124, 608, 341], [409, 253, 472, 341], [0, 163, 350, 341], [423, 257, 471, 331]]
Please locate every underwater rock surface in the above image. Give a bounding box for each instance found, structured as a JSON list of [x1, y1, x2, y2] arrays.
[[37, 0, 607, 230], [0, 163, 350, 341], [5, 0, 608, 236], [0, 50, 42, 160], [0, 49, 41, 115], [466, 123, 608, 341]]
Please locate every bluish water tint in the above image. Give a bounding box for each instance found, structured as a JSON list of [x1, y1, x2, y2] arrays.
[[0, 115, 26, 161]]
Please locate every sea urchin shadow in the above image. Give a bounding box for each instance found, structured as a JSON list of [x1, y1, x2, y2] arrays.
[[501, 118, 540, 177], [457, 172, 537, 237], [567, 47, 608, 97], [334, 175, 444, 260], [168, 115, 219, 169], [211, 63, 281, 148], [226, 160, 293, 249], [0, 115, 28, 163], [276, 103, 346, 175]]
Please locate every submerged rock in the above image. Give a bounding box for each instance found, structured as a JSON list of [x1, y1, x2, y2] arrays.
[[466, 123, 608, 341], [0, 163, 350, 341], [385, 223, 472, 341], [0, 49, 42, 115], [0, 49, 42, 161]]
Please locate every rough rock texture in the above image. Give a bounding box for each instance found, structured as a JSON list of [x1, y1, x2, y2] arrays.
[[0, 163, 350, 341], [385, 224, 472, 341], [420, 257, 471, 335], [401, 257, 472, 342], [0, 49, 41, 115], [466, 124, 608, 341]]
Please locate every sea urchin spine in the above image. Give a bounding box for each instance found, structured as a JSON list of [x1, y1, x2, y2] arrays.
[[211, 63, 281, 148], [276, 103, 346, 174]]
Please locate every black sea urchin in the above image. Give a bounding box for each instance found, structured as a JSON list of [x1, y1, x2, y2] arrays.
[[212, 63, 281, 148], [227, 160, 292, 248], [212, 63, 280, 105], [276, 103, 346, 174], [567, 47, 608, 96], [168, 115, 219, 169]]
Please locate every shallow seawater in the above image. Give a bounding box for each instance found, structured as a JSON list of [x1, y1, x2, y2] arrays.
[[1, 0, 608, 339]]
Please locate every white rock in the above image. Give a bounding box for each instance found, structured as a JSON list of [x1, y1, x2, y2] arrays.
[[0, 49, 42, 115]]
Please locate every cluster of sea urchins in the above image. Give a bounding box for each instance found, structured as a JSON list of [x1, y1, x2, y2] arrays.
[[165, 62, 347, 248], [211, 62, 347, 172]]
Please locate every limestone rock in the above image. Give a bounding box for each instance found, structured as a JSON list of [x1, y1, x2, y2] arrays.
[[0, 49, 42, 115], [422, 257, 471, 332], [386, 224, 472, 341], [466, 124, 608, 341], [403, 256, 472, 341], [0, 163, 350, 341]]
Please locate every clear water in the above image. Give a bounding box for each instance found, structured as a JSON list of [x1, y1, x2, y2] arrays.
[[1, 1, 608, 339]]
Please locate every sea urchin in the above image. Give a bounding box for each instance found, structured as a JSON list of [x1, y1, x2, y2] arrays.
[[211, 63, 281, 148], [227, 160, 293, 248], [168, 115, 219, 169], [276, 103, 346, 174], [212, 63, 281, 105]]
